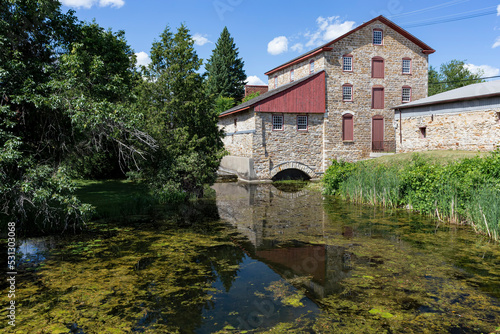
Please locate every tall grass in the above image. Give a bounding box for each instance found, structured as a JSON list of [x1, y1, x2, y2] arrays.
[[322, 151, 500, 241], [340, 164, 400, 207], [467, 185, 500, 240]]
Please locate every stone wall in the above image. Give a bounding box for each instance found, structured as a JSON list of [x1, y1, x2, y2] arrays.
[[397, 109, 500, 152], [322, 21, 429, 162], [267, 55, 326, 90], [219, 109, 256, 158], [252, 112, 324, 179]]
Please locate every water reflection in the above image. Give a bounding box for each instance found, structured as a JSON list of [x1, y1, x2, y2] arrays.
[[3, 182, 500, 333], [213, 182, 500, 333]]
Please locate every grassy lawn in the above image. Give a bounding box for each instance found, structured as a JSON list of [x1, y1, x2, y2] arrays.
[[74, 179, 153, 218], [367, 150, 489, 166]]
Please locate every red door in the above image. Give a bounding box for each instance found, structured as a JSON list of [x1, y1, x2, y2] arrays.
[[372, 116, 384, 151]]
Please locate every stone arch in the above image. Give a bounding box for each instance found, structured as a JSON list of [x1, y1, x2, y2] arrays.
[[269, 161, 317, 180]]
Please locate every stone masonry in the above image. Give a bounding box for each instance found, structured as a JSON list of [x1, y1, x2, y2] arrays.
[[397, 109, 500, 153]]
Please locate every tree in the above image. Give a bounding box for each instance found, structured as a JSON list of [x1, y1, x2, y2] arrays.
[[428, 60, 484, 96], [205, 27, 246, 102], [0, 0, 152, 232], [138, 24, 225, 200]]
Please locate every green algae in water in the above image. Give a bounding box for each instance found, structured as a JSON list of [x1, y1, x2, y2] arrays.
[[2, 182, 500, 334]]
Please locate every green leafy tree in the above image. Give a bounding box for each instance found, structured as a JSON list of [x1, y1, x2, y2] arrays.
[[0, 0, 151, 232], [242, 91, 261, 103], [214, 96, 235, 115], [428, 60, 484, 96], [138, 24, 225, 199], [205, 27, 246, 102]]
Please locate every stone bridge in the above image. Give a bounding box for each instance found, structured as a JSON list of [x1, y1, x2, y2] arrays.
[[219, 156, 321, 182]]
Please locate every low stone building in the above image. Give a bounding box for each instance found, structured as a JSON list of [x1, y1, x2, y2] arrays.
[[393, 80, 500, 153], [219, 15, 434, 180]]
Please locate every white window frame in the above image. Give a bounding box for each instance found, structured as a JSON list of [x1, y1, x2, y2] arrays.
[[272, 114, 284, 131], [290, 69, 294, 82], [402, 59, 411, 74], [402, 87, 411, 103], [310, 60, 315, 74], [297, 115, 308, 131], [274, 76, 278, 88], [343, 56, 353, 72], [343, 85, 353, 102], [373, 30, 383, 45]]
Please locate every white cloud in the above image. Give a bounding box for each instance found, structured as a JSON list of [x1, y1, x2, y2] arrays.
[[267, 36, 288, 55], [497, 4, 500, 15], [60, 0, 95, 9], [192, 34, 212, 46], [246, 75, 266, 86], [291, 43, 304, 53], [59, 0, 124, 9], [306, 16, 356, 47], [135, 52, 151, 67], [465, 63, 500, 77], [493, 36, 500, 48], [98, 0, 124, 8]]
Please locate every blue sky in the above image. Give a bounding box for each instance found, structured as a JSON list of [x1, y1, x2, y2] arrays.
[[60, 0, 500, 85]]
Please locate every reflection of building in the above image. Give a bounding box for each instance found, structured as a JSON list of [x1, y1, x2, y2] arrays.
[[212, 182, 353, 298]]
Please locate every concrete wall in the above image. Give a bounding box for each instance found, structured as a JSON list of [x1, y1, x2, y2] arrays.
[[397, 109, 500, 152]]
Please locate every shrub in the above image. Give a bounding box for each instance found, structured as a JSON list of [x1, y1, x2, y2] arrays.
[[322, 160, 357, 195]]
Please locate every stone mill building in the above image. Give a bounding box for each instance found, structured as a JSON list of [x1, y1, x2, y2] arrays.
[[218, 15, 435, 181]]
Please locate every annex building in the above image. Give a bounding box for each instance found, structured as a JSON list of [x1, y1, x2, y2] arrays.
[[393, 80, 500, 153]]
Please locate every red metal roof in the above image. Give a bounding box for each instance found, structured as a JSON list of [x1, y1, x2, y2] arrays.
[[219, 70, 326, 117]]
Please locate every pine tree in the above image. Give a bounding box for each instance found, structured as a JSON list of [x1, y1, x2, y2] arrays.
[[205, 27, 246, 102], [139, 24, 225, 199]]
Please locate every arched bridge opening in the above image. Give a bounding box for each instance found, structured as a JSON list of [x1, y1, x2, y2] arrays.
[[272, 169, 311, 181], [270, 162, 317, 181]]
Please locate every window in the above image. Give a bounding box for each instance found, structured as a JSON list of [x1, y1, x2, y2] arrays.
[[342, 114, 354, 141], [234, 118, 237, 129], [290, 69, 294, 82], [372, 57, 384, 78], [372, 87, 384, 109], [272, 115, 284, 131], [343, 55, 353, 72], [310, 60, 315, 74], [274, 76, 278, 88], [402, 86, 411, 103], [343, 84, 353, 102], [297, 115, 308, 131], [419, 127, 427, 139], [402, 58, 411, 74], [373, 29, 383, 45]]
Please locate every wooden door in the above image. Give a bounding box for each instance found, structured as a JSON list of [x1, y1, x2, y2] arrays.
[[372, 116, 384, 151]]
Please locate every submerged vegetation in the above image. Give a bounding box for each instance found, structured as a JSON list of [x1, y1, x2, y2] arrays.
[[322, 150, 500, 240], [5, 183, 500, 333]]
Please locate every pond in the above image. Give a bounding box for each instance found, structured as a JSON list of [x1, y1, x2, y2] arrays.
[[1, 182, 500, 333]]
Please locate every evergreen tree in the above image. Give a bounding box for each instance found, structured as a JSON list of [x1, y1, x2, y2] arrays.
[[205, 27, 246, 102], [139, 24, 225, 199]]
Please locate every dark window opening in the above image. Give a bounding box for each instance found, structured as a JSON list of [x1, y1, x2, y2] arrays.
[[420, 127, 427, 138]]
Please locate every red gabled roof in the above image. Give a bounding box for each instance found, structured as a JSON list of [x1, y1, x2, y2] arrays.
[[265, 15, 435, 76], [219, 70, 326, 117]]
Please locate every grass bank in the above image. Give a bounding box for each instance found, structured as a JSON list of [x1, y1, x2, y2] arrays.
[[322, 150, 500, 241]]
